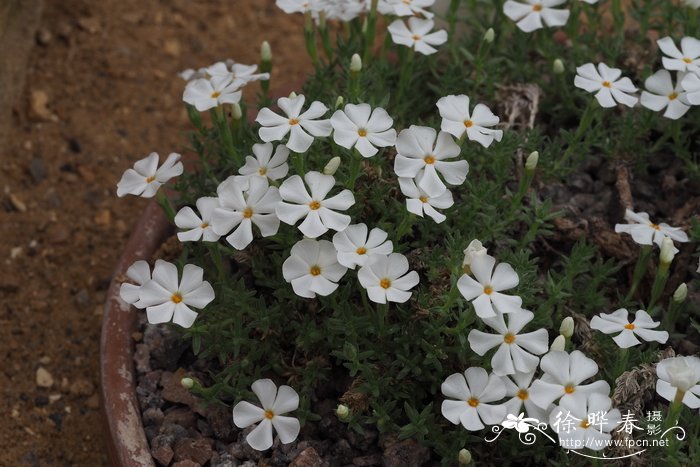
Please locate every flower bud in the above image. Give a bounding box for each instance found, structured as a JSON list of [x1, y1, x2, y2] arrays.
[[525, 151, 539, 171], [324, 156, 341, 175], [462, 240, 487, 272], [550, 335, 566, 352], [660, 237, 676, 266], [458, 448, 472, 465], [231, 103, 243, 120], [335, 96, 345, 109], [181, 377, 194, 389], [350, 54, 362, 73], [336, 404, 350, 420], [261, 41, 272, 63], [553, 59, 565, 74], [559, 317, 574, 338], [289, 91, 298, 99], [673, 283, 687, 303], [483, 28, 495, 43]]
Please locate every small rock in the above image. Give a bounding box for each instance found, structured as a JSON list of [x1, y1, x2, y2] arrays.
[[94, 209, 111, 226], [382, 439, 430, 467], [134, 343, 151, 373], [36, 27, 52, 45], [85, 394, 100, 410], [77, 165, 94, 182], [205, 404, 235, 441], [173, 438, 213, 465], [144, 325, 189, 371], [46, 225, 69, 244], [29, 157, 47, 182], [74, 290, 91, 310], [143, 407, 164, 427], [49, 412, 63, 430], [69, 379, 94, 396], [290, 447, 325, 467], [152, 444, 174, 466], [48, 394, 62, 404], [77, 17, 100, 33], [35, 395, 49, 407], [39, 356, 51, 365], [9, 194, 27, 213], [210, 452, 238, 467], [163, 406, 196, 428], [172, 461, 201, 467], [163, 38, 181, 57], [36, 367, 54, 388], [30, 90, 56, 121], [352, 454, 382, 466]]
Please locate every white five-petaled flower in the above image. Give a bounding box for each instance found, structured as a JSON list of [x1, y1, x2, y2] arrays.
[[379, 0, 435, 18], [574, 63, 638, 108], [503, 0, 570, 33], [276, 171, 355, 238], [680, 72, 700, 105], [330, 104, 397, 158], [211, 176, 281, 250], [137, 260, 215, 328], [436, 95, 503, 148], [332, 223, 393, 269], [322, 0, 367, 21], [614, 209, 689, 252], [590, 309, 669, 348], [468, 310, 549, 376], [239, 143, 290, 181], [549, 392, 622, 451], [119, 260, 151, 309], [640, 70, 690, 120], [501, 371, 551, 422], [398, 175, 454, 224], [528, 350, 611, 409], [441, 367, 507, 431], [387, 18, 448, 56], [657, 36, 700, 75], [357, 253, 419, 304], [232, 379, 300, 451], [275, 0, 320, 14], [393, 126, 468, 197], [656, 356, 700, 408], [256, 94, 332, 153], [282, 239, 347, 298], [116, 152, 183, 198], [183, 75, 243, 112], [175, 197, 221, 242], [457, 254, 523, 319], [205, 60, 270, 88]]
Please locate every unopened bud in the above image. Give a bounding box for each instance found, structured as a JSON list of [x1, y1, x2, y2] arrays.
[[231, 103, 243, 120], [261, 41, 272, 62], [458, 448, 472, 465], [362, 17, 368, 34], [673, 283, 687, 303], [483, 28, 495, 43], [462, 240, 487, 272], [289, 91, 298, 99], [559, 317, 574, 338], [336, 404, 350, 420], [324, 156, 341, 175], [660, 237, 676, 266], [550, 335, 566, 352], [350, 53, 362, 73], [553, 59, 565, 74], [181, 377, 194, 389], [525, 151, 539, 171], [335, 96, 345, 109]]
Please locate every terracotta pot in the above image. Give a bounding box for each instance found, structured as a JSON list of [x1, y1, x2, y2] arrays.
[[100, 201, 170, 467]]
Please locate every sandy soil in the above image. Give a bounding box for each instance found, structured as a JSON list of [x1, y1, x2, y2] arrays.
[[0, 1, 310, 464]]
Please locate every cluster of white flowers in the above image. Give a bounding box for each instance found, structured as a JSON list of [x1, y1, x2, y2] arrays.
[[275, 0, 438, 23], [574, 36, 700, 119]]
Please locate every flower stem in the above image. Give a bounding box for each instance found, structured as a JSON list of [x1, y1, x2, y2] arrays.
[[156, 190, 176, 222], [447, 0, 461, 62], [395, 47, 415, 107], [347, 151, 363, 190], [363, 0, 379, 64], [554, 99, 597, 171], [207, 243, 226, 283], [625, 245, 653, 302], [648, 260, 670, 311], [303, 11, 319, 67]]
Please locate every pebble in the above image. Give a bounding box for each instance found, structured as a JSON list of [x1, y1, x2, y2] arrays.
[[85, 394, 100, 410], [152, 445, 174, 466], [30, 90, 57, 122], [29, 157, 47, 182], [36, 367, 54, 388], [174, 438, 213, 465], [172, 460, 201, 467], [36, 27, 52, 45], [9, 193, 27, 212], [69, 379, 94, 396], [382, 439, 429, 467], [74, 289, 91, 310], [290, 447, 325, 467], [77, 17, 101, 33], [94, 209, 111, 226]]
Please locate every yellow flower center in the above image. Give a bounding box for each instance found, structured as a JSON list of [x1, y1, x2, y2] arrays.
[[200, 222, 209, 229], [483, 286, 493, 295], [624, 323, 635, 330], [310, 265, 321, 276], [602, 81, 612, 88], [264, 409, 275, 420], [564, 385, 575, 394], [580, 420, 591, 429], [649, 223, 661, 231], [211, 91, 221, 99], [243, 207, 254, 219], [356, 247, 367, 255], [668, 92, 678, 101], [424, 155, 435, 164], [171, 293, 183, 304], [258, 167, 268, 176], [517, 389, 529, 400], [463, 120, 473, 128], [504, 333, 516, 344], [419, 196, 428, 203], [683, 57, 693, 64], [146, 176, 155, 183], [467, 397, 479, 407], [532, 3, 543, 11], [358, 128, 368, 137], [412, 34, 422, 41], [380, 278, 392, 289], [309, 200, 321, 210], [289, 118, 300, 125]]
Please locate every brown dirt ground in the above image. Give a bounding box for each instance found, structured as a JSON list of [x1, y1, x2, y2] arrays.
[[0, 1, 310, 465]]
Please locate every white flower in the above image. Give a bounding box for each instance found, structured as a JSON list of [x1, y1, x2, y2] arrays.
[[357, 253, 419, 304], [322, 0, 367, 21], [549, 392, 622, 451], [211, 176, 281, 250], [529, 350, 611, 409], [276, 171, 355, 238], [206, 60, 270, 88], [282, 239, 347, 298], [614, 209, 689, 252], [590, 309, 669, 348], [501, 371, 551, 422], [239, 143, 290, 181], [503, 1, 570, 33], [232, 379, 300, 451], [640, 70, 690, 120], [275, 0, 320, 14], [468, 310, 549, 376], [685, 0, 700, 9], [119, 260, 151, 308], [174, 197, 221, 242], [680, 72, 700, 105], [183, 75, 242, 112], [256, 94, 332, 153], [574, 63, 638, 108], [398, 176, 453, 224], [330, 104, 397, 158], [657, 36, 700, 74], [393, 126, 468, 197], [116, 152, 183, 198], [387, 18, 447, 55], [457, 254, 523, 319], [137, 260, 215, 328], [436, 95, 503, 147], [379, 0, 435, 18], [441, 367, 507, 431], [656, 356, 700, 408], [463, 239, 487, 270], [332, 223, 393, 269]]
